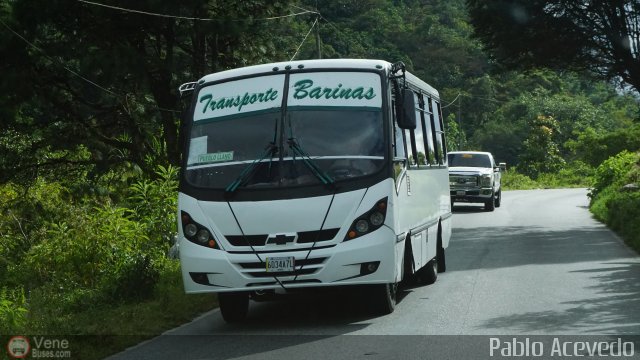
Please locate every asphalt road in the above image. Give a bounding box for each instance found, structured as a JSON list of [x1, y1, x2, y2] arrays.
[[108, 188, 640, 360]]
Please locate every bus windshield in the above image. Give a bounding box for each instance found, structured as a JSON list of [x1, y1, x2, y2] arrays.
[[185, 72, 385, 190]]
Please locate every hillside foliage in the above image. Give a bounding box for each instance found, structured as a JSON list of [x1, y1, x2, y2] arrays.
[[0, 0, 639, 343]]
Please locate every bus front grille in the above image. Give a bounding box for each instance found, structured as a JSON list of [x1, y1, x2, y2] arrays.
[[225, 228, 339, 247], [235, 257, 327, 278]]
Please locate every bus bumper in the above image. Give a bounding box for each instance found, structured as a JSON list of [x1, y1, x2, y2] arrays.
[[179, 226, 398, 293]]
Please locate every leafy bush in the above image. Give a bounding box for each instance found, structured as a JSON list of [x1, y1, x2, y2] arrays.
[[126, 165, 178, 247], [103, 253, 160, 302], [590, 150, 638, 199], [589, 151, 640, 251], [0, 287, 28, 334], [568, 124, 640, 167], [536, 161, 594, 188], [501, 168, 539, 190], [501, 161, 594, 190], [0, 163, 181, 335], [0, 180, 72, 270]]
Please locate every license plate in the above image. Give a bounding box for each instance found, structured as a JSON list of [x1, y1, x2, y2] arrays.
[[266, 257, 295, 272], [456, 190, 465, 196]]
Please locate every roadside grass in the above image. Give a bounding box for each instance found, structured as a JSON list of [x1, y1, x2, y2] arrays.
[[17, 262, 217, 360], [501, 166, 593, 191]]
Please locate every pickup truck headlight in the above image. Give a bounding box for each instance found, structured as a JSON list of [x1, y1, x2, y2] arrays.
[[480, 174, 492, 187]]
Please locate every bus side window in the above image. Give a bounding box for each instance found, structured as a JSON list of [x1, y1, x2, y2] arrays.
[[392, 100, 407, 160], [405, 128, 415, 166], [421, 95, 436, 165], [427, 99, 439, 164], [431, 98, 446, 165], [413, 92, 428, 166], [405, 91, 420, 167]]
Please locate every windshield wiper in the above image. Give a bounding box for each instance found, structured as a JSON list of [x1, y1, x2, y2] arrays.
[[285, 115, 334, 187], [225, 142, 278, 194], [225, 118, 279, 195], [287, 137, 335, 187]]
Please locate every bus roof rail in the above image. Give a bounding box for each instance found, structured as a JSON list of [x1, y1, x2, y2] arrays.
[[179, 82, 197, 98]]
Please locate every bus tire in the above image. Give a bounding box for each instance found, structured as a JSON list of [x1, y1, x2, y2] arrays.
[[218, 292, 249, 323], [370, 283, 396, 315]]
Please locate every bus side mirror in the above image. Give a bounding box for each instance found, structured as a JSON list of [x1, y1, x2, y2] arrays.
[[397, 88, 416, 129]]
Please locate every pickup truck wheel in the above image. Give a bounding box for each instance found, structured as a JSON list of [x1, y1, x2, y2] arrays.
[[495, 190, 502, 208], [485, 193, 495, 211]]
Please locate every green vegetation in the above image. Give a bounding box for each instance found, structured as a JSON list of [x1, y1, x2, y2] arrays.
[[589, 151, 640, 252], [0, 0, 639, 357], [0, 165, 216, 357], [502, 161, 594, 190]]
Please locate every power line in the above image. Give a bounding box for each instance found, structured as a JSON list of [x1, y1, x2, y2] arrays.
[[442, 92, 506, 109], [76, 0, 317, 22], [318, 14, 342, 34], [290, 18, 318, 61], [290, 4, 315, 13], [1, 19, 184, 115], [441, 93, 461, 108], [0, 18, 120, 98]]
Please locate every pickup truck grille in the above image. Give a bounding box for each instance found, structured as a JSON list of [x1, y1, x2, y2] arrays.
[[449, 175, 478, 188]]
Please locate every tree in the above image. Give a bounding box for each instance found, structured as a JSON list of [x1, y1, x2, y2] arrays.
[[519, 115, 565, 178], [0, 0, 298, 182], [467, 0, 640, 93]]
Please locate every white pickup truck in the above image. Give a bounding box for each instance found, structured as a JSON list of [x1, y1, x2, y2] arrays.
[[448, 151, 502, 211]]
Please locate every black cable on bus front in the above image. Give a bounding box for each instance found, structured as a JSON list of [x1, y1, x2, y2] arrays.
[[226, 201, 289, 292], [293, 192, 335, 282]]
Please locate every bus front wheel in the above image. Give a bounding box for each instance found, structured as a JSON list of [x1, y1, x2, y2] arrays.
[[370, 283, 397, 315], [218, 292, 249, 323]]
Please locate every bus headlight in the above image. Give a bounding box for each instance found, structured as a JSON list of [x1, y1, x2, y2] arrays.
[[196, 229, 211, 244], [180, 211, 220, 249], [355, 220, 369, 233], [184, 223, 198, 238], [369, 211, 385, 226], [344, 197, 388, 241]]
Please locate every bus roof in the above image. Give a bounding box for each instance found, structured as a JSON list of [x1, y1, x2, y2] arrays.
[[197, 59, 439, 99]]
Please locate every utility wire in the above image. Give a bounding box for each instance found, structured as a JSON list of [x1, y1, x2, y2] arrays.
[[77, 0, 316, 22], [318, 14, 341, 33], [290, 17, 318, 61], [0, 19, 186, 114], [290, 4, 318, 14], [441, 93, 461, 108], [442, 93, 506, 109], [0, 19, 120, 98], [291, 4, 341, 36]]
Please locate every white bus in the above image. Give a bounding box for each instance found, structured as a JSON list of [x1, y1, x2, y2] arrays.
[[177, 59, 452, 322]]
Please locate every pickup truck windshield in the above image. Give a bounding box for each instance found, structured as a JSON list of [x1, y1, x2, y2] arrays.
[[185, 72, 385, 190], [448, 153, 491, 168]]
